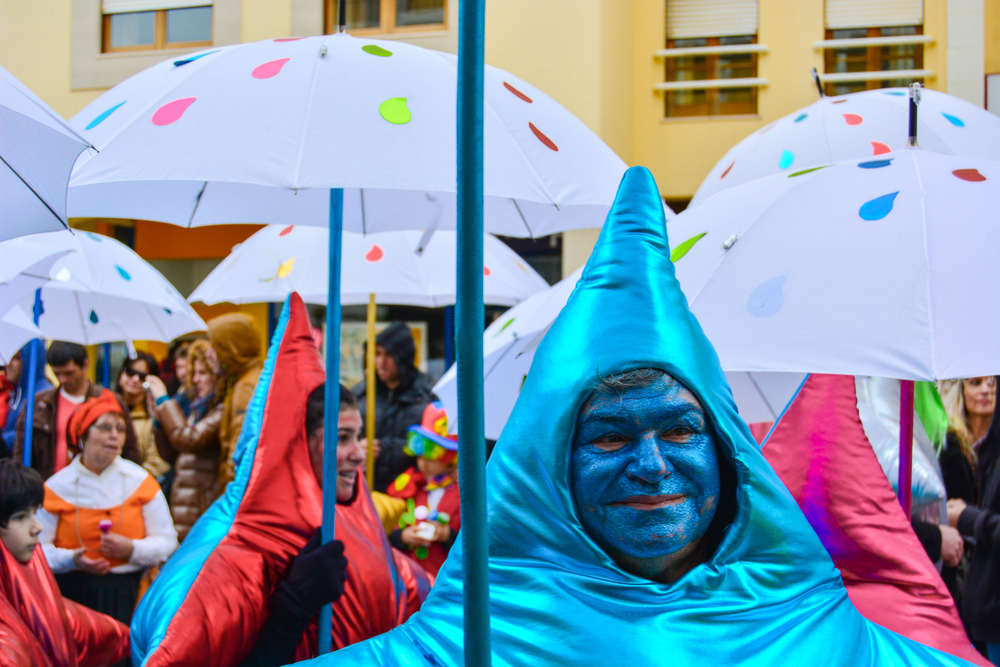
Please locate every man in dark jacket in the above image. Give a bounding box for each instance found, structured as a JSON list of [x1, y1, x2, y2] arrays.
[[352, 322, 433, 492], [951, 379, 1000, 663], [13, 341, 140, 479]]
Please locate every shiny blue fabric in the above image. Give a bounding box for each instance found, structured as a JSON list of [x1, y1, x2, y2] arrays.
[[131, 299, 289, 666], [292, 168, 973, 666]]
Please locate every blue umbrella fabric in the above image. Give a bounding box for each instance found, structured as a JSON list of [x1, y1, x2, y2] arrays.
[[288, 167, 974, 666]]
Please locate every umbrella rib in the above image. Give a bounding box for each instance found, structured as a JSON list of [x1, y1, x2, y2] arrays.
[[0, 154, 71, 230], [746, 372, 777, 421], [186, 181, 208, 228], [360, 188, 368, 235], [913, 152, 938, 379], [290, 41, 326, 190], [72, 290, 90, 346], [510, 198, 534, 238]]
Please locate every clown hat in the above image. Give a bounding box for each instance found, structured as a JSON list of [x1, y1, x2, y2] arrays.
[[406, 402, 458, 459]]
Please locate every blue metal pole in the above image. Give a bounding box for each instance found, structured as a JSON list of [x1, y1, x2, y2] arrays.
[[318, 187, 344, 655], [22, 288, 44, 467], [102, 343, 111, 388], [444, 305, 455, 370], [457, 0, 490, 665]]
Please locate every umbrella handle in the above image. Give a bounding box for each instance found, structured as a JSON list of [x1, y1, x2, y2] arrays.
[[22, 288, 43, 468], [365, 294, 377, 490]]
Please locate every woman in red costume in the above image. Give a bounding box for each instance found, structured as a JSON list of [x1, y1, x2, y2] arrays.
[[0, 458, 129, 667]]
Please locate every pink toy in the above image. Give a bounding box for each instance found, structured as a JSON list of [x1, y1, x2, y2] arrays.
[[98, 519, 113, 535]]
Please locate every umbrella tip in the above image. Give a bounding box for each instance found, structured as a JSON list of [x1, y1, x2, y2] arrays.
[[907, 82, 922, 148], [811, 68, 824, 98]]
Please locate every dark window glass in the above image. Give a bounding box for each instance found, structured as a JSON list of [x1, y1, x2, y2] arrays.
[[109, 12, 155, 48], [166, 6, 212, 43]]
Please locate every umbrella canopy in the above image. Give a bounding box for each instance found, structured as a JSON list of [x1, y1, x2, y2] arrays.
[[1, 65, 90, 240], [67, 34, 632, 237], [18, 231, 206, 344], [692, 88, 1000, 206], [0, 237, 71, 316], [670, 147, 999, 381], [0, 307, 39, 365], [188, 225, 549, 307], [433, 265, 806, 438]]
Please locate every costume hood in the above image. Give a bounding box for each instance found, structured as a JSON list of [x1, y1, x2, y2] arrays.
[[295, 168, 974, 666], [208, 312, 263, 379]]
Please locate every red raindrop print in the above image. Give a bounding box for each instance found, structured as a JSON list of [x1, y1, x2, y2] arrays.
[[152, 97, 196, 126], [503, 82, 533, 103], [279, 225, 294, 236], [273, 37, 305, 42], [252, 58, 290, 79], [759, 122, 776, 134], [528, 122, 558, 151], [953, 169, 987, 182], [871, 141, 891, 155], [483, 265, 491, 276], [843, 113, 863, 125], [365, 244, 384, 262], [831, 99, 848, 104], [720, 161, 735, 179]]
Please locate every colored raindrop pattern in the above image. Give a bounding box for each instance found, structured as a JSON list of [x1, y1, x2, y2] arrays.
[[252, 58, 290, 79], [942, 113, 965, 127], [747, 276, 786, 318], [858, 159, 893, 169], [279, 226, 294, 236], [788, 165, 830, 178], [953, 169, 987, 182], [720, 161, 735, 179], [89, 310, 99, 324], [503, 81, 558, 150], [273, 37, 305, 42], [670, 232, 706, 263], [379, 98, 411, 124], [859, 192, 898, 221], [362, 44, 393, 57], [843, 113, 863, 126], [871, 141, 891, 156], [86, 101, 126, 130], [365, 244, 384, 262], [794, 113, 808, 123], [115, 265, 132, 281], [884, 91, 906, 96], [164, 308, 173, 315], [529, 122, 558, 151], [86, 233, 103, 242], [152, 98, 196, 126], [174, 50, 219, 67], [778, 150, 794, 170], [503, 82, 532, 103], [483, 266, 491, 277]]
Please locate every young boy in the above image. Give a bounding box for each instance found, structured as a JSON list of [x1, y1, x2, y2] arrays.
[[387, 402, 461, 576], [0, 458, 130, 666]]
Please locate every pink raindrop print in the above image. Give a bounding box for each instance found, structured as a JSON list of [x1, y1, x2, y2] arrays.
[[273, 37, 305, 42], [252, 58, 290, 79], [152, 97, 196, 126], [871, 141, 890, 155], [528, 123, 558, 151], [279, 226, 295, 236], [843, 114, 863, 126], [483, 266, 492, 277], [365, 244, 384, 262]]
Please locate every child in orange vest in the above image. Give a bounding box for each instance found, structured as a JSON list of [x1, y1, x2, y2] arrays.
[[387, 402, 460, 577]]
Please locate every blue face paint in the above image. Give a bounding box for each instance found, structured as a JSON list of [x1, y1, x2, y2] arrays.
[[571, 375, 720, 580]]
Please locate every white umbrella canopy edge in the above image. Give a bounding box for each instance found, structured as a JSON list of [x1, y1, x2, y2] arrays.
[[66, 35, 632, 236], [188, 226, 550, 307], [691, 87, 1000, 206], [0, 306, 40, 365], [672, 147, 1000, 381]]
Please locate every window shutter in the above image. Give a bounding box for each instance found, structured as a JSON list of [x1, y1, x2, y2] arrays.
[[825, 0, 923, 29], [666, 0, 758, 39], [102, 0, 212, 14]]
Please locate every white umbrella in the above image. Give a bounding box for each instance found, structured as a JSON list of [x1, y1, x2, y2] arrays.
[[0, 307, 39, 365], [188, 225, 549, 307], [433, 265, 805, 439], [67, 35, 631, 236], [670, 147, 999, 381], [19, 231, 206, 345], [1, 65, 90, 240], [0, 237, 72, 315], [692, 87, 1000, 206]]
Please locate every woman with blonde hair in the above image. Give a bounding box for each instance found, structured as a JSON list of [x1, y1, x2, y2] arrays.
[[146, 339, 224, 542], [940, 377, 996, 504]]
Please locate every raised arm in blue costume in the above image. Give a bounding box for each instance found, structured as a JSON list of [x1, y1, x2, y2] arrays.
[[288, 167, 974, 666]]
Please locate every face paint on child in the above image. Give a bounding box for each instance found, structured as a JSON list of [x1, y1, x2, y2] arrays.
[[571, 374, 720, 581]]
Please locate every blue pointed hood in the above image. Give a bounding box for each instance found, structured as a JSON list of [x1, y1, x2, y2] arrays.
[[296, 168, 974, 667]]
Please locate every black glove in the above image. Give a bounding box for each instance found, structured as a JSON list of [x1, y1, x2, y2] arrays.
[[282, 529, 349, 612]]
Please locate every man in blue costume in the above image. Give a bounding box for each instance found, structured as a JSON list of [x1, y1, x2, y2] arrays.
[[288, 167, 974, 666]]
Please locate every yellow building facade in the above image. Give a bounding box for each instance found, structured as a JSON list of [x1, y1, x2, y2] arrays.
[[1, 0, 996, 307]]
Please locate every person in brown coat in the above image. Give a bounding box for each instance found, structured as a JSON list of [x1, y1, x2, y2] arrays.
[[207, 313, 264, 490], [14, 341, 140, 479], [146, 340, 223, 542]]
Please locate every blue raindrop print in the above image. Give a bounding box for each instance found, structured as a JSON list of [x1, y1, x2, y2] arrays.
[[163, 308, 172, 315], [747, 276, 786, 318], [174, 50, 219, 66], [86, 232, 103, 242], [794, 113, 808, 123], [778, 150, 795, 170], [859, 192, 898, 221], [89, 310, 99, 324], [85, 101, 126, 130], [115, 265, 131, 281], [883, 91, 906, 96], [858, 159, 893, 169], [942, 112, 965, 127]]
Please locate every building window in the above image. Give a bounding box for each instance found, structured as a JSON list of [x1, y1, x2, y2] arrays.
[[823, 26, 924, 96], [324, 0, 446, 35], [102, 5, 212, 53], [664, 35, 758, 117]]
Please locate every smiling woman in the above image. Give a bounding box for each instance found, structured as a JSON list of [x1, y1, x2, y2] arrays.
[[571, 368, 723, 583]]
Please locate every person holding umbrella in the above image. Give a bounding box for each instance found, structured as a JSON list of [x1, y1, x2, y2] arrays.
[[353, 323, 433, 493]]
